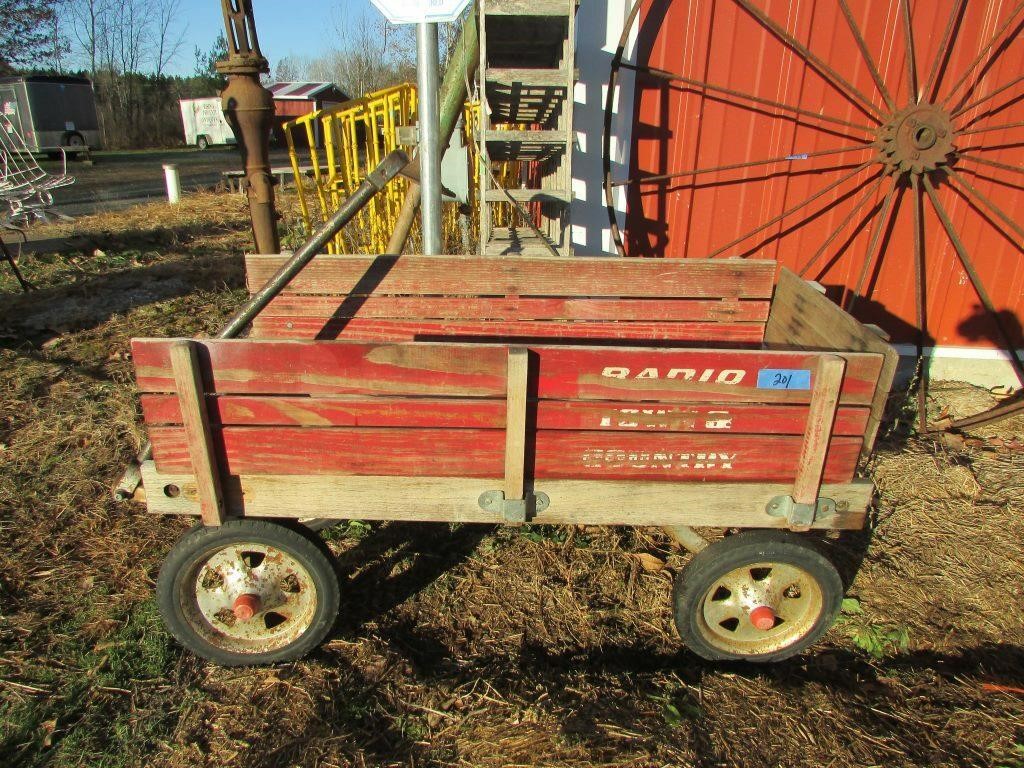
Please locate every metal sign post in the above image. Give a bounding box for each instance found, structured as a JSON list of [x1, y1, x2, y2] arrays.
[[371, 0, 471, 255], [416, 22, 442, 255]]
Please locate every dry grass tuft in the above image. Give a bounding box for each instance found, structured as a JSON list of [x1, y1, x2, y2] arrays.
[[1, 190, 1022, 767]]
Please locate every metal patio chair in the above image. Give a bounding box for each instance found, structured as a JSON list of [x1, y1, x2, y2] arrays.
[[0, 111, 76, 291]]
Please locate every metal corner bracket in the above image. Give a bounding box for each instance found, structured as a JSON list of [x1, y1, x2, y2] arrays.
[[478, 490, 550, 523], [766, 495, 841, 528]]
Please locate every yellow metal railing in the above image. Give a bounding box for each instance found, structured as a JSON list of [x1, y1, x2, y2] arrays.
[[284, 83, 522, 254]]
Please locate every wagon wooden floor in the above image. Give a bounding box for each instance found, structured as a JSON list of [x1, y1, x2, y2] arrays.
[[1, 193, 1022, 768]]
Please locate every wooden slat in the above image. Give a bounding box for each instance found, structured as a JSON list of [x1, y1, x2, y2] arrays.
[[148, 426, 863, 482], [485, 0, 572, 16], [257, 296, 771, 323], [140, 394, 872, 436], [132, 340, 884, 405], [141, 461, 874, 530], [765, 268, 899, 457], [504, 348, 529, 500], [248, 317, 767, 343], [486, 67, 570, 86], [169, 341, 225, 527], [791, 355, 846, 529], [243, 255, 777, 299], [482, 189, 570, 203], [484, 129, 567, 144]]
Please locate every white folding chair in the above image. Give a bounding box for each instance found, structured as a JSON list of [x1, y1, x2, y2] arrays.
[[0, 111, 76, 290]]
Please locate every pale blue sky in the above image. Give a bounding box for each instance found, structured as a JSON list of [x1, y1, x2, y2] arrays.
[[171, 0, 379, 75]]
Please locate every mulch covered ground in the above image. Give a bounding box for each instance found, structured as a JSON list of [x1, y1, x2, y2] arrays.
[[1, 193, 1022, 767]]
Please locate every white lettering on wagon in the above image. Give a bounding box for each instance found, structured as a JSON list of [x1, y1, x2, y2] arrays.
[[581, 448, 736, 471], [601, 367, 746, 384], [598, 408, 734, 430]]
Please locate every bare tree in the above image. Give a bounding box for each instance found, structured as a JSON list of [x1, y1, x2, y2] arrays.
[[150, 0, 186, 77]]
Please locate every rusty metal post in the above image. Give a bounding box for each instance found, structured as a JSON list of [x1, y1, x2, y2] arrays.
[[216, 0, 280, 254]]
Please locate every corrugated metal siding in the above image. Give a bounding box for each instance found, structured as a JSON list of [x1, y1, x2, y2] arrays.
[[625, 0, 1023, 349]]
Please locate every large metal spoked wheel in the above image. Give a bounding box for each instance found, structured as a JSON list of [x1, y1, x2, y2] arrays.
[[156, 520, 340, 666], [605, 0, 1024, 432], [673, 530, 842, 663]]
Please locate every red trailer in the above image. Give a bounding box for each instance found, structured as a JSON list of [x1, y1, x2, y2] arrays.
[[131, 255, 894, 665]]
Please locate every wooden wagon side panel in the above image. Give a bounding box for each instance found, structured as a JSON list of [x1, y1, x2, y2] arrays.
[[133, 338, 884, 485], [766, 268, 899, 455], [243, 254, 778, 298], [242, 254, 775, 343], [132, 340, 883, 403], [146, 425, 864, 482]]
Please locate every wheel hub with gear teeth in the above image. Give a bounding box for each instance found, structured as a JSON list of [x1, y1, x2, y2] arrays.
[[877, 102, 956, 175]]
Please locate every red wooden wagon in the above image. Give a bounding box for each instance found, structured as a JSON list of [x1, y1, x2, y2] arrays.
[[131, 254, 895, 665]]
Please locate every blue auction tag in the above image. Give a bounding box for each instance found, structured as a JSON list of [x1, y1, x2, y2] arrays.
[[757, 368, 812, 390]]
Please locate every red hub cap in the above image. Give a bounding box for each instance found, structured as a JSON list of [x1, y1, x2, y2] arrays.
[[232, 593, 261, 621], [749, 605, 777, 631]]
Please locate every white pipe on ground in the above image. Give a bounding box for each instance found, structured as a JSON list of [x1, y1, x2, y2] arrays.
[[163, 164, 181, 204]]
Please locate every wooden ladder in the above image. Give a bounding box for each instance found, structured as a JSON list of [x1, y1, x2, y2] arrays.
[[478, 0, 576, 257]]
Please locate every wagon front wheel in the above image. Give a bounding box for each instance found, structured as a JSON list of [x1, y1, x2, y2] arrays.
[[673, 530, 842, 663], [156, 520, 340, 666]]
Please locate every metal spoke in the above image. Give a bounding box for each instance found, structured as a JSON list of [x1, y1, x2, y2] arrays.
[[765, 563, 806, 592], [611, 144, 872, 187], [958, 154, 1024, 177], [901, 0, 919, 102], [941, 0, 1024, 109], [847, 176, 902, 312], [960, 141, 1024, 154], [734, 0, 885, 122], [838, 0, 896, 111], [922, 174, 1024, 379], [704, 594, 742, 628], [946, 167, 1024, 243], [922, 0, 967, 102], [953, 74, 1024, 120], [707, 161, 874, 258], [799, 173, 887, 278], [958, 120, 1024, 136], [910, 174, 929, 431], [618, 62, 877, 134]]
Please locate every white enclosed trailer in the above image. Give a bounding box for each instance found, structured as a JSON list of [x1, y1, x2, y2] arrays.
[[179, 98, 236, 150]]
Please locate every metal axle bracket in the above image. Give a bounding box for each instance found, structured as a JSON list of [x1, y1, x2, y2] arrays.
[[478, 490, 550, 523], [766, 495, 840, 528]]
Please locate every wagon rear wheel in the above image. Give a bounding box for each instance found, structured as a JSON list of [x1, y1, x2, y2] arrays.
[[156, 519, 340, 666], [673, 530, 842, 662]]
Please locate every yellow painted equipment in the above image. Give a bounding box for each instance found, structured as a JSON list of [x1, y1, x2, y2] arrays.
[[283, 82, 521, 254]]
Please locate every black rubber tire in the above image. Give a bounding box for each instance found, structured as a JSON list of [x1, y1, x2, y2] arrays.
[[65, 132, 85, 147], [673, 530, 843, 663], [196, 135, 210, 150], [156, 520, 340, 666]]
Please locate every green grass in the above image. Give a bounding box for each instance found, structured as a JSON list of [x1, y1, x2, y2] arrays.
[[0, 600, 195, 768], [835, 597, 911, 660]]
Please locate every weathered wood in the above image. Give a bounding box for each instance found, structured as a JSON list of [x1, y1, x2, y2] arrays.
[[256, 295, 771, 322], [169, 341, 225, 527], [148, 426, 862, 482], [504, 347, 529, 500], [139, 394, 872, 436], [765, 268, 898, 457], [791, 355, 846, 529], [249, 317, 766, 343], [244, 254, 777, 299], [132, 339, 884, 405], [140, 461, 873, 529]]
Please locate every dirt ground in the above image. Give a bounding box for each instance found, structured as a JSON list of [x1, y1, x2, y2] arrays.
[[0, 192, 1022, 768]]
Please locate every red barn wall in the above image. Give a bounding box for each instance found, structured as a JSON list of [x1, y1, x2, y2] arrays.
[[624, 0, 1023, 352]]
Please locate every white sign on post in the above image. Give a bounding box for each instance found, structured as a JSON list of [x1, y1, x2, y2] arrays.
[[369, 0, 471, 24]]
